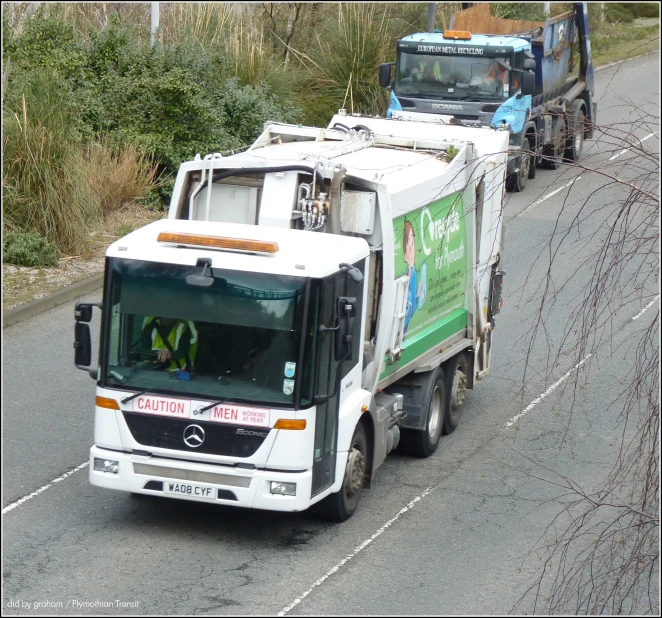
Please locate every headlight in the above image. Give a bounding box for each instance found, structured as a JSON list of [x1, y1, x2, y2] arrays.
[[270, 481, 296, 496], [94, 458, 119, 474]]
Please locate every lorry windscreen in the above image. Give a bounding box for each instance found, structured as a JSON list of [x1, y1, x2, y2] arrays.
[[101, 258, 313, 408], [395, 52, 512, 101]]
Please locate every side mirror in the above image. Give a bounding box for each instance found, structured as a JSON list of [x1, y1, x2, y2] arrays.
[[379, 62, 394, 88], [523, 58, 536, 71], [75, 302, 94, 322], [74, 300, 101, 377], [74, 321, 92, 368], [520, 71, 535, 96], [335, 296, 356, 361]]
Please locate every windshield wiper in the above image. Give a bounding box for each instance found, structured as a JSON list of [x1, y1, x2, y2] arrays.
[[198, 379, 271, 413], [121, 387, 173, 405], [198, 398, 229, 413]]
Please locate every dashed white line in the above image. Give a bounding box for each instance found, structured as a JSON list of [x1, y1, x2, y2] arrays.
[[3, 461, 89, 514], [632, 295, 660, 321], [277, 487, 434, 616], [501, 354, 593, 430], [609, 132, 658, 160], [516, 176, 582, 217]]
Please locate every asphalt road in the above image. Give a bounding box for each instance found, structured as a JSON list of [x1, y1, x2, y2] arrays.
[[3, 52, 659, 616]]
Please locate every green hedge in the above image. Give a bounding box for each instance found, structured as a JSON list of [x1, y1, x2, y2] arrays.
[[3, 231, 61, 267]]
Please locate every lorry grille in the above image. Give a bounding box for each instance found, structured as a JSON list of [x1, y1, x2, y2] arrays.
[[132, 463, 252, 488], [123, 412, 269, 458]]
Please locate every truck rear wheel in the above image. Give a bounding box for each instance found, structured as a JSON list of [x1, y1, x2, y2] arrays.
[[564, 103, 585, 162], [315, 422, 367, 522], [540, 115, 566, 170], [399, 369, 445, 458], [443, 353, 468, 435]]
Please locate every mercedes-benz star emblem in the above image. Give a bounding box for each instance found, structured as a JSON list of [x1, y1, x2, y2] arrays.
[[183, 424, 205, 448]]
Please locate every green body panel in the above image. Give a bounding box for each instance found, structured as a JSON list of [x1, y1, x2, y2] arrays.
[[381, 191, 469, 380]]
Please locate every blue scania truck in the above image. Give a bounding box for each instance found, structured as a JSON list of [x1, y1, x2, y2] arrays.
[[379, 2, 596, 192]]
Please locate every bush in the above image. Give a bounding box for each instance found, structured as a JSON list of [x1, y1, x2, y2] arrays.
[[3, 231, 61, 267], [616, 3, 659, 20], [2, 69, 100, 255], [492, 3, 548, 21], [4, 14, 304, 209], [4, 10, 88, 83], [606, 5, 636, 24]]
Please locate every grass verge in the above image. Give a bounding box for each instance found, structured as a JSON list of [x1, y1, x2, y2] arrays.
[[591, 18, 659, 66]]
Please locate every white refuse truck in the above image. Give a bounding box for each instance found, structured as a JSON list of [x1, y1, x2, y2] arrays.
[[74, 115, 508, 521]]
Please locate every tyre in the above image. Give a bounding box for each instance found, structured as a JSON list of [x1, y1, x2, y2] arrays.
[[315, 422, 367, 522], [564, 104, 585, 162], [399, 369, 445, 458], [506, 138, 533, 192], [540, 115, 566, 170], [442, 353, 468, 435]]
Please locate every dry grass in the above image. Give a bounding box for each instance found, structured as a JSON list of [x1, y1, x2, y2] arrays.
[[83, 140, 158, 216], [161, 2, 233, 49]]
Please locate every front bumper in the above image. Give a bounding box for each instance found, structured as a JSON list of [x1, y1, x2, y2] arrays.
[[89, 445, 314, 512]]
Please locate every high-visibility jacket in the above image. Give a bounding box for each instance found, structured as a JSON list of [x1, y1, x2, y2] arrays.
[[486, 64, 518, 90], [418, 60, 442, 80], [142, 317, 198, 372]]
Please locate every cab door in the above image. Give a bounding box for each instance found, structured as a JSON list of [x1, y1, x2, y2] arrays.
[[311, 263, 365, 497]]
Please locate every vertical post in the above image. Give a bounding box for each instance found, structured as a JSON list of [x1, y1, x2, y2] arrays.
[[543, 3, 550, 17], [151, 2, 159, 48], [600, 2, 605, 22], [427, 3, 435, 33]]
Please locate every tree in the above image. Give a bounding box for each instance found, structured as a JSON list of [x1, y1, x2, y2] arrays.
[[511, 95, 659, 613]]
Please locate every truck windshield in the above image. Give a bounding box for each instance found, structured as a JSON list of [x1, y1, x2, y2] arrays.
[[394, 52, 513, 100], [101, 258, 313, 408]]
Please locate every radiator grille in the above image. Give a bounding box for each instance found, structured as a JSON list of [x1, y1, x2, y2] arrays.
[[133, 463, 252, 488]]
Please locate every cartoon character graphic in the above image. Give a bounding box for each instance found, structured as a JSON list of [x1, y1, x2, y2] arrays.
[[403, 220, 426, 335]]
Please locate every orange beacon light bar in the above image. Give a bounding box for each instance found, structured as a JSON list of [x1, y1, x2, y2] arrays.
[[157, 232, 279, 254], [443, 30, 472, 40]]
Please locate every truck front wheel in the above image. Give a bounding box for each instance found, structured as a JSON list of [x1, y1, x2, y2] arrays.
[[399, 369, 445, 457], [507, 138, 533, 192], [315, 422, 367, 522]]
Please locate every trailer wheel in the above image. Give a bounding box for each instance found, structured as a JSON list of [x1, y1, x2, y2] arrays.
[[315, 422, 367, 522], [399, 368, 445, 458], [443, 353, 468, 435], [540, 115, 566, 170], [564, 103, 585, 162]]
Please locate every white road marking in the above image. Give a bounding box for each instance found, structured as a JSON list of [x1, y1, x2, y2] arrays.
[[3, 461, 89, 514], [277, 487, 434, 616], [516, 176, 582, 217], [501, 355, 593, 430], [631, 295, 660, 321], [609, 132, 658, 160]]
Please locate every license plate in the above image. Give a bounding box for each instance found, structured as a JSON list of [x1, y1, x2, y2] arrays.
[[163, 481, 215, 501]]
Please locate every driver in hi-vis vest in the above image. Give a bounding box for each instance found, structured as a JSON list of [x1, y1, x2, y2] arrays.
[[139, 316, 198, 372]]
